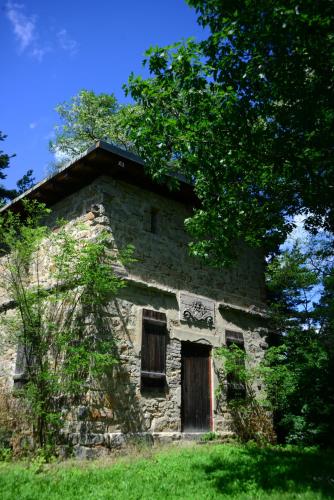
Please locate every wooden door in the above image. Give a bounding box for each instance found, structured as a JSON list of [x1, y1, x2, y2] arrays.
[[181, 342, 211, 431]]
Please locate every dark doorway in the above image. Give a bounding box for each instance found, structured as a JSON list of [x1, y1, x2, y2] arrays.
[[181, 342, 212, 432]]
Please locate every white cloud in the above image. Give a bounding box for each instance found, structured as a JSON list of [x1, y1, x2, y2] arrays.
[[31, 46, 51, 62], [6, 2, 36, 51], [44, 130, 55, 140], [5, 3, 78, 61], [29, 122, 37, 129], [57, 29, 79, 56], [53, 148, 69, 164]]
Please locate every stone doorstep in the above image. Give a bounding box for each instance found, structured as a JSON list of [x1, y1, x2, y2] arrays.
[[68, 431, 236, 459], [66, 431, 234, 449]]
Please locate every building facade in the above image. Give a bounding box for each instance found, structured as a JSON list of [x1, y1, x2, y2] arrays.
[[0, 142, 269, 456]]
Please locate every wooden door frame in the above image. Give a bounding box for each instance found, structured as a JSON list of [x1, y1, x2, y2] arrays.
[[181, 341, 213, 432]]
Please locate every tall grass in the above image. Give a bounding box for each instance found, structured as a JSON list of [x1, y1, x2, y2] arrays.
[[0, 443, 333, 499]]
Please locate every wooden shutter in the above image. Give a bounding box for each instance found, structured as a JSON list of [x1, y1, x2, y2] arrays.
[[141, 309, 167, 389], [225, 331, 246, 400], [226, 330, 244, 345], [13, 343, 30, 389]]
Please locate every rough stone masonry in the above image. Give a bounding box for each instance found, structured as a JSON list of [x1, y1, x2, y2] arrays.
[[0, 142, 269, 457]]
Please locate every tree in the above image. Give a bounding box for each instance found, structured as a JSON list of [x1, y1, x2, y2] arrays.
[[263, 237, 334, 446], [0, 131, 14, 202], [124, 0, 334, 265], [123, 1, 334, 445], [180, 1, 334, 444], [0, 131, 35, 206], [214, 342, 276, 445], [0, 200, 134, 452], [49, 90, 140, 164], [15, 170, 35, 195], [213, 235, 334, 447]]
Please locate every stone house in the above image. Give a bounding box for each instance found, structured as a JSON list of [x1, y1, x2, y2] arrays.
[[0, 141, 269, 455]]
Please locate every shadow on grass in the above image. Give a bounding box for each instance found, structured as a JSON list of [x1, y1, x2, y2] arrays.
[[198, 445, 334, 497]]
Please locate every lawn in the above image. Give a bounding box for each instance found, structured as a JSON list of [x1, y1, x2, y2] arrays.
[[0, 443, 333, 499]]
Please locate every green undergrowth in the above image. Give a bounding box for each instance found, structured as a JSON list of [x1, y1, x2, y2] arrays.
[[0, 443, 333, 499]]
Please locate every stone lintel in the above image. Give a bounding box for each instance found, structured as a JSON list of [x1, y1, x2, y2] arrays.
[[171, 327, 221, 347], [123, 276, 176, 297], [219, 301, 269, 319]]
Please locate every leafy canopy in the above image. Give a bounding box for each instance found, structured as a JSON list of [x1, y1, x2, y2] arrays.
[[50, 90, 140, 164], [263, 236, 334, 445], [124, 0, 334, 265]]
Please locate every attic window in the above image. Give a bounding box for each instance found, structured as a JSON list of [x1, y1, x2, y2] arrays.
[[141, 309, 167, 390], [150, 208, 159, 234]]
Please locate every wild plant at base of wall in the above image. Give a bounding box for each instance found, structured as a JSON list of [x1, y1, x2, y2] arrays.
[[0, 199, 134, 456]]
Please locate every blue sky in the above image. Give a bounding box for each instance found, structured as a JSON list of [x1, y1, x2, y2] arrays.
[[1, 0, 206, 189]]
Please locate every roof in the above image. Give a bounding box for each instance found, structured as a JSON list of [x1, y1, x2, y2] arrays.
[[0, 141, 198, 214]]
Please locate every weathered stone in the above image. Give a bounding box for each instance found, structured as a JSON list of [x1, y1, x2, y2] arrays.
[[85, 212, 95, 221], [73, 445, 108, 460], [179, 292, 215, 327], [77, 406, 89, 420], [0, 146, 269, 454], [107, 433, 126, 448], [82, 433, 105, 446]]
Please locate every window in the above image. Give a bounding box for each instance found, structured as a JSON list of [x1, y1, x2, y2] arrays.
[[13, 342, 31, 389], [225, 330, 246, 400], [150, 208, 159, 234], [141, 309, 167, 389]]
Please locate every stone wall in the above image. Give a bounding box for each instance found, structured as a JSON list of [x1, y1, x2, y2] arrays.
[[0, 174, 269, 455]]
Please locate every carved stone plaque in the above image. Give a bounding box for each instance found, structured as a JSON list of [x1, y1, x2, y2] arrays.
[[179, 293, 215, 327]]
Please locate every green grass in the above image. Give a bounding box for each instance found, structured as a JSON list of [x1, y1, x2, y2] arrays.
[[0, 443, 333, 499]]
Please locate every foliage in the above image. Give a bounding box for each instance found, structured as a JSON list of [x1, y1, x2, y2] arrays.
[[201, 431, 219, 442], [0, 131, 34, 206], [0, 390, 25, 460], [0, 131, 14, 202], [0, 200, 134, 452], [15, 170, 35, 195], [264, 238, 334, 446], [0, 448, 12, 462], [49, 90, 140, 164], [124, 0, 334, 266], [215, 344, 276, 445], [123, 0, 334, 446], [0, 444, 333, 499]]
